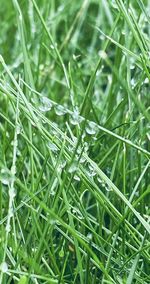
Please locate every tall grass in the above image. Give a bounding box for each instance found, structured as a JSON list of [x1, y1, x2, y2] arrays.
[[0, 0, 150, 283]]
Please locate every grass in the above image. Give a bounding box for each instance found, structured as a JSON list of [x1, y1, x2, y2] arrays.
[[0, 0, 150, 283]]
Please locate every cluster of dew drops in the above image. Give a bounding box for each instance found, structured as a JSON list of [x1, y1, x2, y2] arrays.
[[31, 95, 112, 192], [34, 95, 99, 133], [0, 95, 112, 223]]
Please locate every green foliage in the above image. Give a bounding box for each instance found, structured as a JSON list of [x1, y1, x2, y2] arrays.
[[0, 0, 149, 283]]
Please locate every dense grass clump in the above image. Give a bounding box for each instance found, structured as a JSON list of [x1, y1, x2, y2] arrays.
[[0, 0, 150, 283]]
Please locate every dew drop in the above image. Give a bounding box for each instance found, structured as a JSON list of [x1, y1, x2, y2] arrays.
[[54, 105, 67, 116], [19, 14, 22, 22], [111, 0, 119, 9], [80, 155, 86, 164], [97, 177, 102, 184], [9, 187, 16, 199], [47, 142, 58, 152], [58, 5, 64, 12], [59, 159, 66, 169], [32, 247, 37, 252], [121, 30, 126, 35], [0, 168, 13, 185], [9, 208, 14, 218], [72, 207, 83, 219], [11, 165, 16, 176], [144, 77, 149, 84], [130, 65, 135, 70], [50, 189, 56, 196], [88, 169, 96, 177], [39, 97, 52, 112], [85, 121, 98, 135], [86, 164, 96, 178], [98, 50, 107, 59], [68, 161, 78, 173], [16, 124, 21, 134], [105, 186, 112, 192], [68, 145, 74, 152], [92, 136, 97, 141], [74, 175, 80, 181], [99, 34, 105, 41], [0, 262, 8, 273], [97, 177, 112, 191], [69, 107, 83, 125], [73, 54, 77, 60], [131, 78, 136, 88], [101, 181, 106, 188], [87, 232, 93, 240], [6, 223, 11, 233]]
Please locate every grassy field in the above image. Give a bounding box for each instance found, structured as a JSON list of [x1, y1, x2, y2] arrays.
[[0, 0, 150, 283]]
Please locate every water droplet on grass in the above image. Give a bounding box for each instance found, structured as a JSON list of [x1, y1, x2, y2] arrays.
[[80, 156, 86, 163], [131, 78, 136, 88], [50, 189, 55, 196], [47, 142, 58, 152], [39, 97, 52, 112], [11, 165, 16, 176], [97, 177, 112, 191], [88, 169, 96, 177], [68, 145, 74, 152], [6, 223, 11, 233], [130, 65, 135, 70], [59, 159, 66, 169], [87, 232, 93, 240], [111, 0, 118, 9], [85, 121, 98, 135], [99, 34, 105, 41], [9, 187, 16, 199], [98, 50, 107, 59], [39, 64, 44, 71], [0, 168, 13, 185], [105, 185, 112, 191], [144, 77, 149, 84], [54, 105, 67, 116], [68, 161, 78, 173], [121, 30, 126, 35], [9, 208, 14, 218], [16, 124, 21, 134], [58, 5, 64, 12], [85, 164, 96, 178], [97, 177, 102, 184], [0, 262, 8, 273], [69, 107, 83, 125], [72, 207, 83, 219], [74, 175, 80, 181]]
